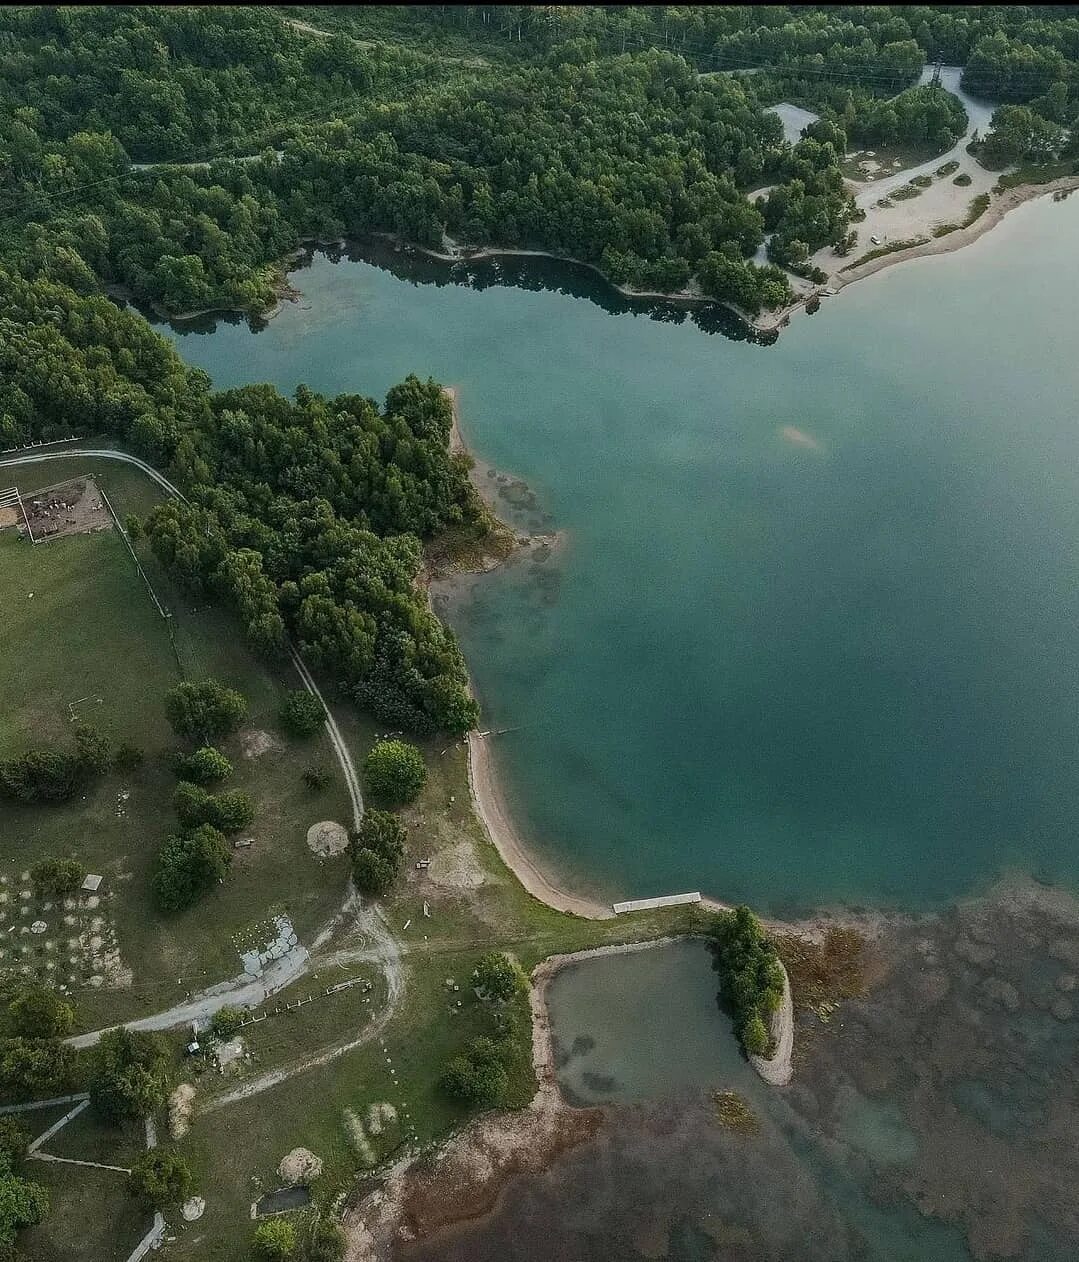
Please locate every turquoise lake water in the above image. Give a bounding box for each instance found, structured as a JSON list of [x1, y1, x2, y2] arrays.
[[162, 193, 1079, 914]]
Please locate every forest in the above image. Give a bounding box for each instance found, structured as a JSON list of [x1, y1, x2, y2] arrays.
[[0, 3, 1078, 743]]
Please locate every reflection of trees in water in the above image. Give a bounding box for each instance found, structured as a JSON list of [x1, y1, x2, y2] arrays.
[[330, 240, 771, 345], [402, 882, 1079, 1262], [135, 239, 779, 344]]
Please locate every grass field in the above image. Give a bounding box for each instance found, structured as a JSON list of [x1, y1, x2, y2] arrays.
[[0, 458, 352, 1032]]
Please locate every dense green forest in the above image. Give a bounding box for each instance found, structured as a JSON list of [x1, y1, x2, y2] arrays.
[[1, 2, 1079, 751], [0, 267, 479, 733]]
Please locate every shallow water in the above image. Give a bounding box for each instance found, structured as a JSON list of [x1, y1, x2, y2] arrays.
[[161, 194, 1079, 914], [402, 885, 1079, 1262], [546, 940, 751, 1104]]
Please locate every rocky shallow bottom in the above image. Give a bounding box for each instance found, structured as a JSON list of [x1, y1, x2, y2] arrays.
[[393, 881, 1079, 1262]]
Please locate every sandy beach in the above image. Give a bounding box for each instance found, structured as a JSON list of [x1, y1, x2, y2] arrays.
[[466, 732, 612, 919]]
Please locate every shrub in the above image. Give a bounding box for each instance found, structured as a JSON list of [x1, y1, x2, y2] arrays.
[[176, 746, 233, 784], [208, 789, 254, 834], [351, 849, 396, 896], [439, 1037, 509, 1108], [253, 1218, 297, 1259], [298, 1215, 346, 1262], [164, 679, 247, 745], [473, 952, 525, 1003], [7, 985, 74, 1040], [279, 690, 326, 738], [112, 742, 145, 772], [741, 1013, 770, 1056], [910, 173, 932, 188], [0, 1153, 48, 1250], [153, 824, 231, 912], [73, 723, 111, 773], [29, 858, 84, 899], [0, 726, 110, 801], [0, 1119, 28, 1163], [353, 810, 405, 863], [210, 1006, 244, 1039], [173, 782, 253, 834], [303, 767, 330, 791], [0, 1038, 76, 1097], [363, 740, 426, 806], [350, 810, 406, 894], [174, 780, 213, 829], [953, 171, 972, 186], [129, 1151, 193, 1207], [88, 1027, 170, 1124]]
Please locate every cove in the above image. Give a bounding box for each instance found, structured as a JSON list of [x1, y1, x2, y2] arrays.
[[158, 193, 1079, 915], [546, 940, 752, 1105]]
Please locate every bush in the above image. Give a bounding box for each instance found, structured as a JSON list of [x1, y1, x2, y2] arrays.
[[73, 723, 111, 773], [174, 780, 213, 829], [353, 810, 406, 863], [303, 767, 331, 791], [210, 1006, 244, 1039], [439, 1037, 509, 1108], [953, 171, 973, 185], [253, 1217, 297, 1259], [350, 810, 406, 894], [363, 740, 427, 806], [153, 824, 232, 912], [910, 174, 932, 188], [299, 1215, 346, 1262], [0, 1038, 77, 1097], [0, 726, 111, 803], [164, 679, 247, 745], [208, 789, 254, 834], [351, 849, 397, 896], [112, 742, 145, 772], [0, 1119, 28, 1163], [741, 1013, 770, 1056], [88, 1027, 170, 1124], [129, 1151, 193, 1207], [473, 952, 525, 1003], [0, 1153, 48, 1250], [176, 746, 233, 784], [279, 690, 326, 738], [7, 985, 74, 1040], [173, 782, 253, 834], [29, 858, 84, 899]]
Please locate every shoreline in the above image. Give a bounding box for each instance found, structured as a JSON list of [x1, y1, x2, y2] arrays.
[[830, 174, 1079, 294]]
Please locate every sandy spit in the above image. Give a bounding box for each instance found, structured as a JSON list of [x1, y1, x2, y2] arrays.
[[832, 176, 1079, 292]]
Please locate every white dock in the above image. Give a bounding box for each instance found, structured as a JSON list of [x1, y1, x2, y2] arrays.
[[612, 891, 701, 915]]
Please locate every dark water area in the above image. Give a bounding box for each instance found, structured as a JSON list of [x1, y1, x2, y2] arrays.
[[159, 194, 1079, 916], [402, 884, 1079, 1262]]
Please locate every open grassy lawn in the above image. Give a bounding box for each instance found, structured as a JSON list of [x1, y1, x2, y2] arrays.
[[0, 458, 352, 1032], [20, 1161, 149, 1262]]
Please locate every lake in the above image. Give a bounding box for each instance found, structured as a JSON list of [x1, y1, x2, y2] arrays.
[[160, 192, 1079, 914]]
